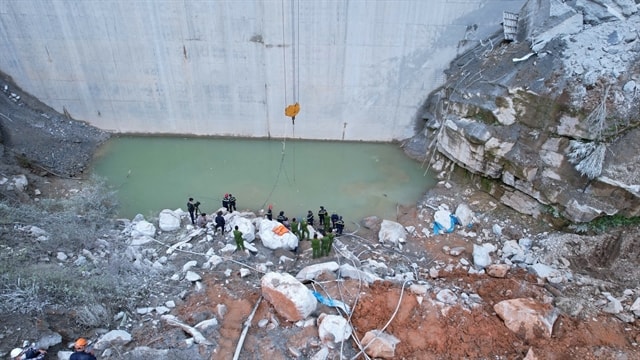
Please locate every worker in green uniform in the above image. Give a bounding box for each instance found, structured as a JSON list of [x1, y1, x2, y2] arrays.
[[300, 219, 310, 241], [323, 215, 332, 235], [311, 233, 321, 258], [320, 234, 330, 257], [327, 232, 334, 255], [290, 218, 300, 238], [233, 225, 245, 252]]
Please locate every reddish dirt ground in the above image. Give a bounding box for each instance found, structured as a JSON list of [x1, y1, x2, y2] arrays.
[[167, 241, 639, 360]]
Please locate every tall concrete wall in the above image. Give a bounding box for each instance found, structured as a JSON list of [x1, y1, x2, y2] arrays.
[[0, 0, 524, 141]]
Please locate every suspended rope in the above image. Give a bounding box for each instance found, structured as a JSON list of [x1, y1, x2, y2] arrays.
[[262, 0, 299, 209]]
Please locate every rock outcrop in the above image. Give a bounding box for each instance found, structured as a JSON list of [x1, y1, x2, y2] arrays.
[[406, 0, 640, 223]]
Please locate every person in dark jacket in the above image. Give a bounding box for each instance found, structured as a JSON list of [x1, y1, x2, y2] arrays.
[[306, 210, 314, 227], [266, 205, 273, 220], [330, 212, 339, 229], [187, 197, 196, 224], [222, 193, 230, 211], [318, 206, 327, 226], [70, 338, 96, 360], [228, 193, 237, 212], [335, 216, 345, 235], [214, 211, 225, 235]]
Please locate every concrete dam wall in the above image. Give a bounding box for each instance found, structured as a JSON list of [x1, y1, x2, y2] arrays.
[[0, 0, 524, 141]]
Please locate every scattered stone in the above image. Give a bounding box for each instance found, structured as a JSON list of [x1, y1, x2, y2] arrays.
[[602, 294, 623, 314], [487, 264, 510, 278], [185, 271, 201, 282], [472, 243, 495, 269], [93, 330, 132, 350], [494, 298, 559, 341], [449, 246, 466, 256], [436, 289, 458, 305], [338, 264, 381, 284], [361, 330, 400, 359], [295, 262, 340, 281], [317, 313, 352, 344]]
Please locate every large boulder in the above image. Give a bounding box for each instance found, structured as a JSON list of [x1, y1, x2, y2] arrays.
[[261, 272, 317, 322], [378, 220, 406, 246], [158, 209, 181, 232], [258, 219, 298, 251], [227, 214, 256, 242]]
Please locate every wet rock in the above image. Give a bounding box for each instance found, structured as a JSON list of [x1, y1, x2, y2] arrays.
[[261, 272, 317, 322], [361, 330, 400, 359], [494, 298, 559, 340]]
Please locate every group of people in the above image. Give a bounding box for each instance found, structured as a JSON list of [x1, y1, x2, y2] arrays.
[[222, 193, 237, 213], [10, 338, 95, 360], [271, 205, 346, 236], [186, 196, 347, 255], [186, 196, 231, 234]]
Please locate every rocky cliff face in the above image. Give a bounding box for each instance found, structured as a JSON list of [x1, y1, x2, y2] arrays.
[[406, 0, 640, 223]]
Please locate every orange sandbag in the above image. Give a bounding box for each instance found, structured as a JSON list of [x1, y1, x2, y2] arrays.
[[273, 224, 289, 236]]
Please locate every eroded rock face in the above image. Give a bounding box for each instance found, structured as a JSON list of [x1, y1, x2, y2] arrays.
[[407, 0, 640, 223]]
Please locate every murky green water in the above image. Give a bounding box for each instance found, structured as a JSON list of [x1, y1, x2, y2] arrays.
[[90, 136, 435, 222]]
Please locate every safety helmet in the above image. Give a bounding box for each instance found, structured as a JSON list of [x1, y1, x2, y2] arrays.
[[10, 348, 23, 358], [74, 338, 88, 348]]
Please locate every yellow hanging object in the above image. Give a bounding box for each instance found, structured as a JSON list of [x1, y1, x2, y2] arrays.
[[285, 102, 300, 124]]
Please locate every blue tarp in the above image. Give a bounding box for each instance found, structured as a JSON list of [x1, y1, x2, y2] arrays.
[[312, 291, 351, 315], [433, 214, 459, 235]]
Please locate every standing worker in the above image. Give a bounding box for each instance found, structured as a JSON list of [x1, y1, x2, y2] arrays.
[[70, 338, 96, 360], [266, 205, 273, 220], [187, 197, 196, 225], [300, 218, 310, 241], [228, 193, 237, 213], [306, 210, 314, 227], [222, 194, 230, 212], [311, 233, 321, 258], [335, 216, 345, 235], [290, 218, 300, 238], [214, 211, 225, 235], [330, 212, 339, 229], [233, 225, 245, 252], [323, 215, 332, 235], [318, 206, 327, 226], [320, 234, 329, 257]]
